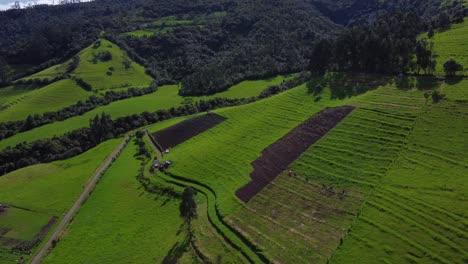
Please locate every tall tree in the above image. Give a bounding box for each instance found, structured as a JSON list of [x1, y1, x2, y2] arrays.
[[180, 187, 197, 221]]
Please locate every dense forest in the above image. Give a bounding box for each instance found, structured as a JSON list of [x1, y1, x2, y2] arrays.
[[0, 0, 466, 93]]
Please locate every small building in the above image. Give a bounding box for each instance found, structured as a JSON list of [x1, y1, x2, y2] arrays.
[[152, 160, 160, 169], [159, 161, 172, 172]]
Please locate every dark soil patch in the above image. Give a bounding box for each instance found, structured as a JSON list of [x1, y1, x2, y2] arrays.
[[35, 216, 58, 240], [152, 113, 226, 150], [236, 106, 355, 202]]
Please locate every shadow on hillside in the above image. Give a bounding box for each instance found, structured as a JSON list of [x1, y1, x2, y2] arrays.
[[446, 76, 464, 85], [310, 72, 393, 99], [394, 76, 442, 91], [162, 238, 189, 264]]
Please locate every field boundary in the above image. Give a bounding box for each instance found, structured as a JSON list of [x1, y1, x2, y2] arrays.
[[30, 135, 132, 264], [144, 137, 267, 263], [236, 106, 355, 202], [152, 113, 226, 150]]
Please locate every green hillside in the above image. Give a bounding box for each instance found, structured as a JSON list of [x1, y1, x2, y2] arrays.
[[0, 79, 91, 122], [22, 39, 153, 91], [427, 19, 468, 75], [43, 140, 190, 264], [0, 139, 121, 263], [0, 75, 292, 150]]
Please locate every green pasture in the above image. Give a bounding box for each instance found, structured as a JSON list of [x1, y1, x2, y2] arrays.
[[72, 39, 153, 90], [0, 75, 291, 149], [0, 79, 91, 122], [0, 139, 120, 262], [21, 38, 153, 91], [226, 85, 428, 263], [332, 96, 468, 264], [424, 19, 468, 75], [0, 139, 120, 215], [44, 140, 187, 264], [0, 207, 51, 242]]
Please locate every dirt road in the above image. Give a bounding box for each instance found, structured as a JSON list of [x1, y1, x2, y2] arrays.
[[30, 135, 131, 264]]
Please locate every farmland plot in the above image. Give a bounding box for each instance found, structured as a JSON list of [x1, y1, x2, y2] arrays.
[[332, 99, 468, 264], [227, 87, 428, 263]]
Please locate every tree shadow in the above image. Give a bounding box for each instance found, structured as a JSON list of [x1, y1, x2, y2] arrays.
[[326, 72, 392, 99], [445, 76, 464, 85], [416, 77, 442, 91], [162, 238, 189, 264]]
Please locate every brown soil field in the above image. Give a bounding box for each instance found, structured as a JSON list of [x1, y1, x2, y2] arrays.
[[152, 113, 226, 149], [236, 106, 355, 202]]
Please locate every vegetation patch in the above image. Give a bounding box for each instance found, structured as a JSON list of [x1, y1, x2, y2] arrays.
[[236, 106, 355, 202], [152, 113, 227, 150], [43, 140, 188, 264]]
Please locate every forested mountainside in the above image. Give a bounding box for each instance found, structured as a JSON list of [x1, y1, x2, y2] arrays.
[[0, 0, 466, 94]]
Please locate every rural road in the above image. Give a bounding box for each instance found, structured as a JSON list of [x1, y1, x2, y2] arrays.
[[30, 135, 131, 264], [145, 130, 162, 160]]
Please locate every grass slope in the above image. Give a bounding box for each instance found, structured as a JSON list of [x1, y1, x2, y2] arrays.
[[72, 39, 153, 90], [227, 86, 428, 263], [0, 139, 120, 263], [0, 79, 91, 122], [0, 75, 292, 149], [44, 140, 187, 264], [161, 83, 347, 216], [23, 38, 153, 91], [426, 19, 468, 75], [332, 98, 468, 264]]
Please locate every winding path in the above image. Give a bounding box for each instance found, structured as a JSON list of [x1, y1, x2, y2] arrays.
[[144, 131, 266, 263], [30, 135, 131, 264]]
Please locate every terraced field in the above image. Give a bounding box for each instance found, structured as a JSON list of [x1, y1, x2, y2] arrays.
[[43, 139, 190, 264], [161, 83, 349, 216], [332, 99, 468, 264], [0, 79, 91, 122], [227, 87, 429, 263], [0, 75, 292, 149], [0, 139, 121, 263]]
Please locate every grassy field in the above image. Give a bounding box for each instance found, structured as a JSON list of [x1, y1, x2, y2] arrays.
[[162, 83, 348, 216], [0, 79, 92, 122], [23, 38, 153, 91], [43, 139, 189, 264], [425, 19, 468, 75], [331, 98, 468, 264], [72, 39, 153, 90], [0, 207, 51, 242], [0, 75, 292, 149], [0, 139, 120, 263], [226, 86, 429, 263]]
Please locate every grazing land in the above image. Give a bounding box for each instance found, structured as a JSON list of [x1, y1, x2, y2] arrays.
[[426, 19, 468, 75], [331, 99, 468, 264], [227, 86, 429, 263], [152, 113, 226, 149], [162, 82, 349, 216], [43, 140, 189, 264], [236, 106, 355, 202], [0, 79, 91, 122], [23, 39, 153, 91], [0, 139, 120, 263], [0, 75, 292, 150]]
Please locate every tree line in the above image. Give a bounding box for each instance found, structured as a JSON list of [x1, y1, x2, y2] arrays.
[[308, 11, 466, 76], [0, 82, 158, 141], [0, 73, 309, 176]]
